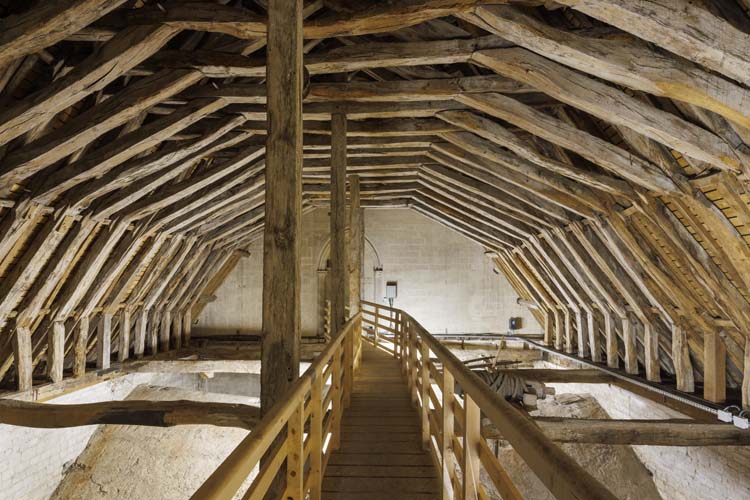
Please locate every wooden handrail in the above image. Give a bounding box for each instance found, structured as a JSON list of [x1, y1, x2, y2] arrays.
[[192, 300, 616, 500], [360, 301, 616, 500], [190, 313, 362, 500]]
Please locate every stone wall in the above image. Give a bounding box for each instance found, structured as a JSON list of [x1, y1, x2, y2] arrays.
[[195, 208, 539, 337]]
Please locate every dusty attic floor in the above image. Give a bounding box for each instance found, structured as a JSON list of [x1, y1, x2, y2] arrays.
[[484, 394, 662, 500], [38, 345, 733, 500], [50, 385, 256, 500]]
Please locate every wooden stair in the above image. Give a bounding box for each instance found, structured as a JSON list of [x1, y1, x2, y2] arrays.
[[322, 342, 440, 499]]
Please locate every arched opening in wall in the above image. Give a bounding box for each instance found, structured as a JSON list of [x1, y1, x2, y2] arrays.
[[316, 232, 382, 335]]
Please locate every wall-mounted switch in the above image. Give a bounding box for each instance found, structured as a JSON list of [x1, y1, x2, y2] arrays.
[[509, 317, 522, 330], [386, 281, 397, 299]]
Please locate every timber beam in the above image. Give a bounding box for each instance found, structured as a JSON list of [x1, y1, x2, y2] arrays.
[[483, 418, 750, 446]]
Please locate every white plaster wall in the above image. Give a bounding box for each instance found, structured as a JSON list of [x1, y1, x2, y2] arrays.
[[195, 208, 539, 337]]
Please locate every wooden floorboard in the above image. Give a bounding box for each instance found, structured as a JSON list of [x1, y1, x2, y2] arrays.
[[322, 342, 439, 499]]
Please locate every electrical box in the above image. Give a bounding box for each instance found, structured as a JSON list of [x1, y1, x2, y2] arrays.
[[385, 281, 398, 299], [509, 317, 522, 331]]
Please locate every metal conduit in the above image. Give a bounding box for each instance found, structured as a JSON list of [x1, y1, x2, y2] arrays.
[[382, 329, 722, 417], [505, 335, 721, 417]]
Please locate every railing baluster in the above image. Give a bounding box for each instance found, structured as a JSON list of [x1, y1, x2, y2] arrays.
[[398, 311, 404, 361], [330, 344, 343, 451], [354, 313, 363, 370], [374, 304, 380, 348], [409, 321, 418, 406], [463, 394, 481, 500], [286, 400, 304, 500], [344, 326, 353, 409], [192, 307, 616, 500], [420, 339, 430, 450], [402, 316, 410, 376], [309, 365, 324, 500], [442, 368, 455, 500]]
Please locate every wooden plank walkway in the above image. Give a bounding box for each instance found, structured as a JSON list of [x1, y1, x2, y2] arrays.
[[322, 342, 440, 499]]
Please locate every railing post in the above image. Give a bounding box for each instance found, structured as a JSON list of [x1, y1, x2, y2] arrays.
[[441, 369, 455, 499], [420, 340, 430, 450], [353, 314, 361, 370], [286, 400, 304, 500], [374, 304, 380, 349], [309, 365, 324, 500], [402, 316, 408, 375], [400, 311, 404, 365], [463, 394, 481, 500], [330, 343, 343, 451], [409, 322, 418, 406], [357, 313, 365, 365], [401, 314, 408, 376], [344, 326, 353, 409]]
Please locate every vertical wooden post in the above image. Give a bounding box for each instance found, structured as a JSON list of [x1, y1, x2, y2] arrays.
[[159, 310, 171, 353], [286, 401, 304, 500], [353, 314, 363, 370], [587, 311, 600, 363], [73, 316, 89, 377], [348, 174, 363, 316], [563, 309, 573, 354], [309, 366, 324, 500], [402, 316, 409, 376], [48, 321, 65, 382], [644, 319, 660, 382], [742, 338, 750, 410], [672, 323, 694, 392], [400, 313, 407, 372], [463, 394, 481, 500], [343, 330, 353, 408], [420, 340, 430, 449], [373, 304, 380, 349], [441, 368, 455, 499], [553, 308, 564, 351], [543, 308, 553, 346], [317, 269, 328, 336], [330, 111, 348, 337], [622, 314, 638, 374], [605, 313, 619, 369], [345, 171, 360, 407], [134, 309, 147, 359], [704, 329, 726, 403], [173, 312, 183, 350], [118, 309, 130, 362], [13, 323, 32, 391], [330, 345, 343, 451], [97, 313, 111, 370], [575, 310, 587, 358], [409, 323, 418, 406], [149, 310, 159, 355], [261, 0, 303, 415], [183, 309, 191, 347]]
